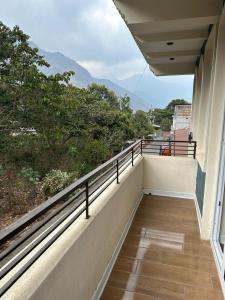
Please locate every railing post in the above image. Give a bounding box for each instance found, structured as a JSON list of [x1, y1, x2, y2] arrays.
[[132, 147, 134, 166], [116, 159, 120, 184], [141, 140, 143, 156], [169, 140, 171, 156], [85, 181, 90, 219], [193, 142, 197, 159], [159, 145, 162, 156]]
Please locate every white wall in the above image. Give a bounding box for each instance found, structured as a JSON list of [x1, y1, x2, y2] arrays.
[[191, 6, 225, 240], [143, 155, 197, 198], [173, 116, 191, 130], [2, 158, 143, 300], [201, 9, 225, 239]]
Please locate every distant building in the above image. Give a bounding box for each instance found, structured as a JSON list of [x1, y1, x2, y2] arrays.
[[172, 105, 192, 131]]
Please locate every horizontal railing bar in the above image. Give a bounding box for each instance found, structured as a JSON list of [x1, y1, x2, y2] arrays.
[[89, 170, 117, 198], [142, 151, 162, 154], [143, 149, 195, 153], [0, 204, 87, 297], [170, 154, 194, 156], [88, 163, 116, 189], [0, 165, 126, 280], [119, 154, 132, 170], [0, 140, 141, 244], [142, 140, 196, 143], [89, 174, 117, 206], [0, 144, 141, 284], [0, 192, 85, 262], [0, 193, 87, 279], [0, 137, 197, 287], [119, 160, 133, 176], [119, 152, 132, 165], [144, 143, 195, 148], [119, 153, 139, 175], [0, 138, 197, 297]]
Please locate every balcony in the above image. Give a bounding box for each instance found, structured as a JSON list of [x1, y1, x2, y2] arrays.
[[101, 195, 223, 300], [0, 140, 223, 300]]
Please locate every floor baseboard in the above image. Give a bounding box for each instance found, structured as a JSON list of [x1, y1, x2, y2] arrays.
[[143, 188, 194, 200]]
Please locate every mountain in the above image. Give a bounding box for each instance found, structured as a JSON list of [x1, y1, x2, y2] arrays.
[[30, 42, 148, 111], [116, 73, 193, 108], [33, 43, 93, 88], [31, 42, 193, 110], [94, 78, 150, 111]]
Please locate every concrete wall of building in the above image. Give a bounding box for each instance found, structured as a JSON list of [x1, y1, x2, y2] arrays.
[[2, 158, 144, 300], [193, 26, 217, 171], [143, 155, 197, 198], [191, 6, 225, 239], [172, 116, 191, 130]]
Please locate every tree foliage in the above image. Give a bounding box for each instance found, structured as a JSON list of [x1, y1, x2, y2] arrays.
[[0, 22, 154, 221], [151, 99, 190, 131]]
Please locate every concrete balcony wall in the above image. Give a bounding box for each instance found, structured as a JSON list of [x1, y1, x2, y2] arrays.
[[2, 158, 143, 300], [143, 155, 197, 199], [191, 5, 225, 239], [2, 155, 200, 300]]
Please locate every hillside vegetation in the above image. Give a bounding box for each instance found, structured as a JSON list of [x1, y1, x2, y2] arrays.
[[0, 22, 153, 228]]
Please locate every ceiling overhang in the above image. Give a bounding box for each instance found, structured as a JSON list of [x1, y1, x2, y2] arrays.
[[113, 0, 223, 76]]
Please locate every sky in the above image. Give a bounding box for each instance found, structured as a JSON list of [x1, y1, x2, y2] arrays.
[[1, 0, 193, 86]]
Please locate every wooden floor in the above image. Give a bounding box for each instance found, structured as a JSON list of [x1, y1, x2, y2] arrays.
[[101, 195, 224, 300]]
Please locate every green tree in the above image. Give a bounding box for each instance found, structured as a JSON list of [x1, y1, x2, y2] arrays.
[[120, 94, 133, 115], [160, 118, 172, 131], [87, 83, 120, 110], [151, 99, 190, 131], [166, 99, 190, 111], [134, 110, 153, 138], [0, 21, 157, 223]]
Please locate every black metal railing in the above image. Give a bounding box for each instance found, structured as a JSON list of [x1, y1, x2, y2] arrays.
[[141, 139, 197, 159], [0, 139, 196, 296], [0, 140, 141, 297]]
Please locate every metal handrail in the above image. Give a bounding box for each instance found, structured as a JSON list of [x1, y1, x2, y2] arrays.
[[0, 139, 142, 297], [141, 139, 197, 159], [0, 138, 197, 297], [0, 140, 141, 245]]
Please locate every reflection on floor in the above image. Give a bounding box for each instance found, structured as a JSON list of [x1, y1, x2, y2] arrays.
[[101, 195, 224, 300]]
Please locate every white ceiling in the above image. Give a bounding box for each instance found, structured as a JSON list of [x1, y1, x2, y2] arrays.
[[114, 0, 224, 75]]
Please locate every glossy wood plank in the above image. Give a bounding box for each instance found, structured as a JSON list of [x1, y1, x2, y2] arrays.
[[101, 195, 224, 300], [101, 286, 156, 300]]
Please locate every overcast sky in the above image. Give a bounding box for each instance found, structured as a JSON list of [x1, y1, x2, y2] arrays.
[[1, 0, 193, 85]]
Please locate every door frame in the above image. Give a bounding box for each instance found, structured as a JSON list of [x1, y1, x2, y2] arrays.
[[212, 116, 225, 269]]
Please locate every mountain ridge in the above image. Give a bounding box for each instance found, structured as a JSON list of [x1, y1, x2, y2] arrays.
[[31, 42, 193, 110]]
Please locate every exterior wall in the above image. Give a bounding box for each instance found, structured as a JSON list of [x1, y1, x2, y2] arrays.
[[191, 6, 225, 239], [143, 155, 197, 198], [172, 116, 191, 130], [194, 26, 217, 171], [2, 158, 143, 300], [172, 105, 192, 131], [202, 11, 225, 239], [192, 56, 203, 143]]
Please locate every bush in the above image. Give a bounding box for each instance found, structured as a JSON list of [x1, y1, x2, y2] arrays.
[[0, 169, 42, 218], [41, 169, 77, 197], [19, 167, 40, 185]]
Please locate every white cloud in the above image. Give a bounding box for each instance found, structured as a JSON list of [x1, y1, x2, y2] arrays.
[[78, 58, 147, 80], [0, 0, 141, 72], [0, 0, 194, 90], [82, 1, 121, 33]]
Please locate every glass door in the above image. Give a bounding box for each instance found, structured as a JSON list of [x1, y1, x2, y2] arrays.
[[218, 190, 225, 253], [213, 134, 225, 275]]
